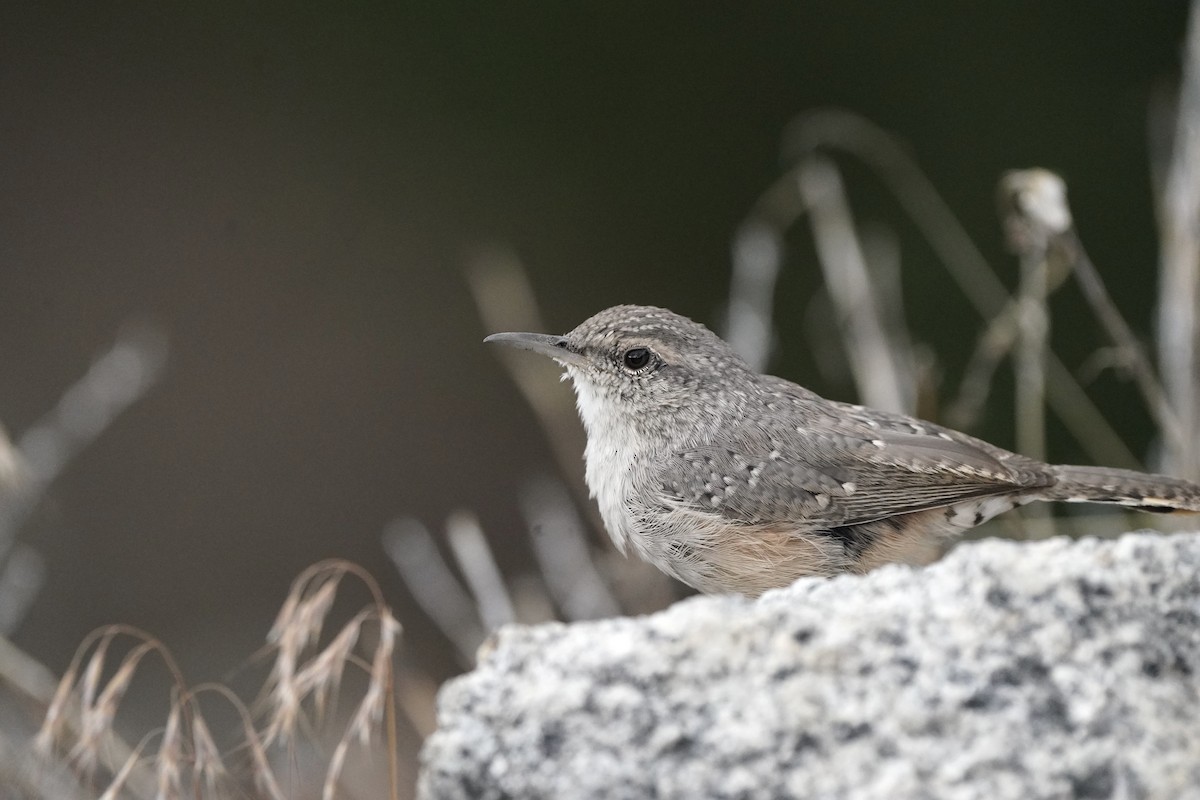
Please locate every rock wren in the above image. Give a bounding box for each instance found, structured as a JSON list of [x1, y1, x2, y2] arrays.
[[486, 304, 1200, 595]]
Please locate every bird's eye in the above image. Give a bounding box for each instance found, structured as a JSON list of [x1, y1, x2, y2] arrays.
[[622, 347, 652, 370]]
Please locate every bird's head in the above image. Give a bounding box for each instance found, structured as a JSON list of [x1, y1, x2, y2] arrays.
[[485, 305, 753, 437]]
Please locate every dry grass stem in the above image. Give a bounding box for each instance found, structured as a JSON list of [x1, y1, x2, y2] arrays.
[[798, 155, 915, 414], [264, 575, 341, 745], [383, 517, 486, 663], [35, 561, 400, 800], [1002, 168, 1181, 452], [0, 324, 168, 649], [1068, 238, 1179, 442], [999, 170, 1054, 461], [156, 701, 184, 798], [323, 608, 401, 800], [445, 511, 516, 630], [262, 561, 398, 745], [0, 423, 22, 490], [189, 710, 228, 794], [1043, 358, 1141, 468], [34, 625, 187, 797], [192, 682, 287, 800], [520, 476, 622, 621], [1155, 0, 1200, 480], [261, 559, 402, 800], [466, 247, 596, 516], [33, 655, 80, 758], [0, 632, 62, 724], [724, 220, 784, 372], [740, 110, 1136, 466], [946, 306, 1022, 430], [75, 641, 158, 773], [298, 610, 366, 723], [949, 294, 1140, 468], [0, 544, 46, 635], [782, 109, 1011, 316], [1, 325, 168, 563]]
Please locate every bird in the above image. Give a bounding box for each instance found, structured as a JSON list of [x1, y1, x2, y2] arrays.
[[486, 304, 1200, 596]]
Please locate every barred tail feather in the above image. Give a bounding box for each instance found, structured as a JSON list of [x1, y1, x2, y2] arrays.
[[1045, 465, 1200, 512]]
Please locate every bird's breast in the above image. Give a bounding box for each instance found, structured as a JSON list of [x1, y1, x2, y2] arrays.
[[571, 378, 644, 553], [582, 425, 643, 555]]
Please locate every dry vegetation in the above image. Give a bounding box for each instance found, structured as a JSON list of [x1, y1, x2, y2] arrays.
[[3, 8, 1200, 797], [18, 561, 400, 799]]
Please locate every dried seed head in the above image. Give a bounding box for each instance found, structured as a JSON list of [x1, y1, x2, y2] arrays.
[[34, 658, 81, 757], [155, 701, 183, 800], [191, 711, 228, 794], [71, 636, 137, 773], [299, 612, 365, 722]]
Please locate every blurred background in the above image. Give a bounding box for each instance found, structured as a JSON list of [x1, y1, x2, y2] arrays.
[[2, 2, 1196, 796]]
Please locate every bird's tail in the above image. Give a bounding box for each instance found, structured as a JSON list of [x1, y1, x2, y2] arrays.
[[1044, 465, 1200, 512]]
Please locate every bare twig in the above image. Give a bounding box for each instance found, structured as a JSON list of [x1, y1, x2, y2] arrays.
[[946, 294, 1140, 469], [445, 511, 516, 631], [1067, 238, 1179, 443], [0, 544, 44, 635], [382, 518, 486, 663], [999, 170, 1059, 461], [0, 323, 168, 568], [945, 304, 1020, 430], [732, 110, 1135, 466], [781, 109, 1011, 316], [797, 156, 915, 413], [859, 222, 923, 399], [1002, 169, 1181, 452], [0, 424, 21, 492], [466, 248, 596, 517], [519, 476, 622, 621], [724, 220, 785, 371], [1154, 0, 1200, 480], [0, 633, 60, 709], [1045, 359, 1141, 466]]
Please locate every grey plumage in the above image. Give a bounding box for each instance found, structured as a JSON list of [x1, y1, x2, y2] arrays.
[[487, 304, 1200, 595]]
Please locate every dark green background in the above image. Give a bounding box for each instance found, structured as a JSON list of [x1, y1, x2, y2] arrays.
[[0, 1, 1189, 720]]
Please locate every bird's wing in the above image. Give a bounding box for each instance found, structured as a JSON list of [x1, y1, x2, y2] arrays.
[[654, 410, 1052, 529]]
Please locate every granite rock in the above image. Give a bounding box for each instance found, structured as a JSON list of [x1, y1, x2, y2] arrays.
[[418, 532, 1200, 800]]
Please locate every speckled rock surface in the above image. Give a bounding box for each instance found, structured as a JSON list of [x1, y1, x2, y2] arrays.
[[418, 532, 1200, 800]]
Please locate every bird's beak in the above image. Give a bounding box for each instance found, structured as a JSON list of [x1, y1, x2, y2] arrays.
[[484, 331, 587, 367]]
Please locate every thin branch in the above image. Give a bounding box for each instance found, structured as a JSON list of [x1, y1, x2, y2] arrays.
[[768, 111, 1138, 466], [724, 220, 784, 372], [781, 109, 1012, 316], [999, 170, 1058, 461], [0, 544, 44, 635], [1155, 0, 1200, 480], [797, 155, 915, 413], [465, 247, 597, 524], [382, 518, 485, 664], [519, 476, 622, 621], [0, 323, 168, 567], [1003, 169, 1181, 448], [945, 303, 1020, 431], [0, 424, 21, 492], [1067, 236, 1179, 443], [444, 511, 516, 631]]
